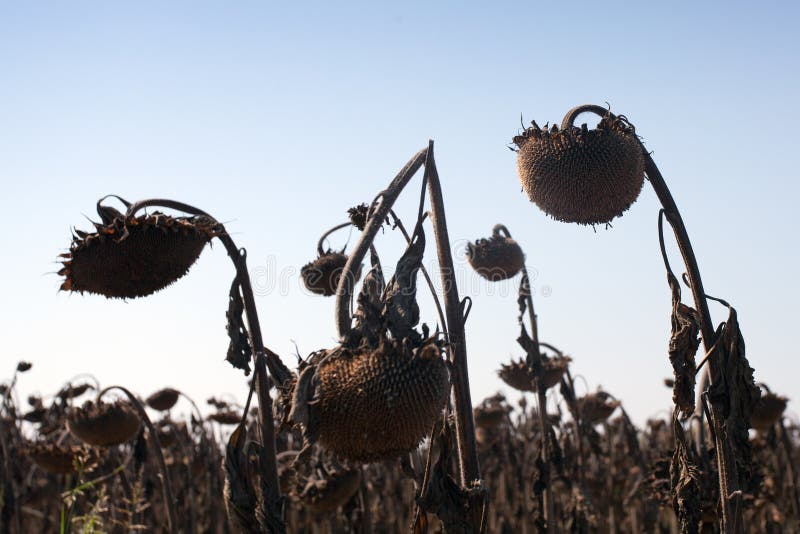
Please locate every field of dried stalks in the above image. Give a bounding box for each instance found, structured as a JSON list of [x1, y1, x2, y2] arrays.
[[0, 105, 786, 533]]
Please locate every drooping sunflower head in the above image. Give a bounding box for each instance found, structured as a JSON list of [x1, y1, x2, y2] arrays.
[[513, 112, 645, 225], [59, 199, 221, 299]]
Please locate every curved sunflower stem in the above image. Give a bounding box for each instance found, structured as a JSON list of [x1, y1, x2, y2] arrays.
[[316, 222, 353, 256], [641, 149, 742, 533], [97, 386, 177, 534], [561, 104, 743, 533], [493, 224, 554, 533], [123, 197, 288, 533], [333, 142, 485, 532]]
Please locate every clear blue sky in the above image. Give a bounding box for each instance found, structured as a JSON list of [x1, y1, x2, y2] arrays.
[[1, 2, 798, 424]]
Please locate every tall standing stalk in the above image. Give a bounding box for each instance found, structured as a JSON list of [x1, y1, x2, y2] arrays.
[[557, 104, 741, 532], [333, 142, 485, 531], [492, 224, 555, 532]]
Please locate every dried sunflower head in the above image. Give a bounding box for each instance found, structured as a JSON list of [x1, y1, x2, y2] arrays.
[[301, 252, 361, 297], [146, 388, 180, 411], [209, 410, 242, 425], [577, 392, 621, 424], [498, 355, 570, 392], [513, 114, 644, 225], [298, 468, 362, 513], [59, 199, 221, 299], [473, 403, 509, 430], [466, 235, 525, 281], [57, 383, 94, 401], [67, 400, 141, 447], [750, 392, 788, 432], [292, 338, 450, 462], [26, 441, 94, 475]]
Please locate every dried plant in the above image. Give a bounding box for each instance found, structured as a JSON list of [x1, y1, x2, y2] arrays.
[[512, 104, 761, 532]]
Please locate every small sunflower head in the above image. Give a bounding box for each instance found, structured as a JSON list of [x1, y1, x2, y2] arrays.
[[67, 400, 141, 447], [26, 441, 95, 475], [146, 388, 180, 411], [467, 234, 525, 281], [298, 468, 362, 513], [498, 355, 571, 392], [751, 392, 788, 431], [577, 391, 621, 424], [301, 252, 358, 297]]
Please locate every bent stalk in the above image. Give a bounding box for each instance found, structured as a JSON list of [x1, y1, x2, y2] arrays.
[[561, 104, 741, 532], [124, 198, 290, 533], [333, 142, 485, 531]]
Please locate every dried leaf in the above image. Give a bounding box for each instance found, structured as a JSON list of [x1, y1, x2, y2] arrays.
[[670, 415, 702, 533], [226, 278, 252, 376], [350, 247, 385, 347], [667, 271, 700, 419], [706, 301, 761, 488], [383, 223, 425, 342], [416, 423, 484, 533], [223, 424, 262, 532]]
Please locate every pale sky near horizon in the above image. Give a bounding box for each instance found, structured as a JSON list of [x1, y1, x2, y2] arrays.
[[1, 1, 798, 426]]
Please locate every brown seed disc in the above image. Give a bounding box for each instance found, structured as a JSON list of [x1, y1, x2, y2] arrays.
[[751, 393, 788, 431], [26, 442, 87, 475], [301, 252, 360, 296], [67, 400, 141, 447], [146, 388, 180, 411], [300, 469, 362, 513], [315, 340, 450, 462], [577, 393, 620, 424], [514, 117, 645, 225], [59, 213, 220, 299], [467, 236, 525, 281]]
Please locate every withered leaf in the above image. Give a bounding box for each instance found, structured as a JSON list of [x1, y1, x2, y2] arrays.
[[226, 278, 252, 376], [416, 423, 482, 533], [670, 414, 702, 534], [350, 247, 385, 347], [706, 301, 760, 488], [667, 271, 700, 419], [383, 222, 425, 342], [659, 210, 700, 419], [223, 424, 262, 533]]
